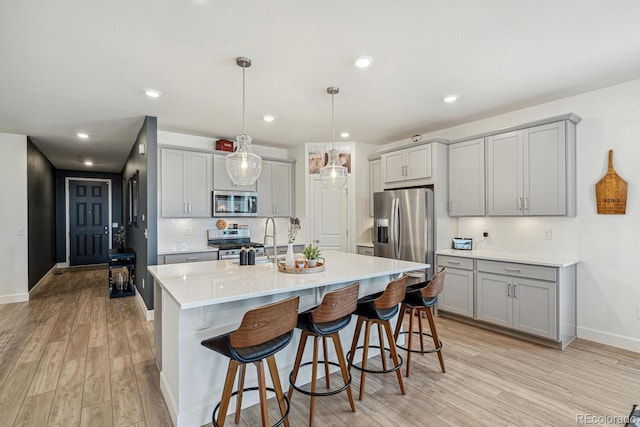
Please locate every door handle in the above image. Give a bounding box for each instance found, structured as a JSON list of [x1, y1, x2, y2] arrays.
[[513, 284, 517, 298], [507, 283, 512, 297], [449, 200, 453, 213], [524, 197, 528, 210], [505, 268, 521, 272], [518, 197, 523, 210]]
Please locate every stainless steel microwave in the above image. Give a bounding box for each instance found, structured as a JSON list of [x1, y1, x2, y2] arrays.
[[212, 191, 257, 217]]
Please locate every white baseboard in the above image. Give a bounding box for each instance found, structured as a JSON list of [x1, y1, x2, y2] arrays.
[[28, 265, 58, 296], [135, 289, 154, 321], [0, 293, 29, 304], [56, 262, 69, 269], [160, 372, 178, 427], [577, 326, 640, 353]]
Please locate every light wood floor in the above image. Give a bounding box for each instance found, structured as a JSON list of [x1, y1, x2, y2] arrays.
[[1, 267, 639, 427]]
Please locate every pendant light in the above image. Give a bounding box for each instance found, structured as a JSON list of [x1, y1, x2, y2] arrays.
[[320, 86, 348, 190], [226, 57, 262, 186]]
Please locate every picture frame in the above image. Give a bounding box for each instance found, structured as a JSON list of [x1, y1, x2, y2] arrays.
[[128, 170, 139, 226]]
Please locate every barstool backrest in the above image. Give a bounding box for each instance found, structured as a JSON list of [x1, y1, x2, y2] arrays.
[[312, 282, 360, 323], [374, 275, 408, 310], [230, 296, 300, 348], [421, 269, 446, 298]]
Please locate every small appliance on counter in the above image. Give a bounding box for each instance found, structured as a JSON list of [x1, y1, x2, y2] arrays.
[[207, 228, 265, 260], [452, 237, 473, 250]]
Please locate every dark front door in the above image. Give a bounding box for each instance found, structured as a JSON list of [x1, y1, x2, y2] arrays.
[[69, 180, 109, 265]]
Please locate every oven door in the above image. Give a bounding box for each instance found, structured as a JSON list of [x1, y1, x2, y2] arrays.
[[212, 191, 257, 217]]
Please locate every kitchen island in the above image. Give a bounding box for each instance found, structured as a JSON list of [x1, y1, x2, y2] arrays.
[[148, 250, 429, 427]]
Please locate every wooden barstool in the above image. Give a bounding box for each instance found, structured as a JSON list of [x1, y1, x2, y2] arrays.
[[394, 268, 446, 376], [347, 276, 407, 400], [201, 296, 299, 427], [288, 283, 359, 426]]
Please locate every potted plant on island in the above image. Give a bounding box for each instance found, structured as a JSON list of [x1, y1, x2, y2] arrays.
[[114, 226, 126, 252], [302, 241, 321, 267]]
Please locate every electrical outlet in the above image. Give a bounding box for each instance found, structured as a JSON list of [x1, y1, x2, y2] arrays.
[[190, 226, 197, 236], [543, 229, 552, 240]]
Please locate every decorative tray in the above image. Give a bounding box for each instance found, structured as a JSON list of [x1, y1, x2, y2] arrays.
[[277, 258, 325, 274]]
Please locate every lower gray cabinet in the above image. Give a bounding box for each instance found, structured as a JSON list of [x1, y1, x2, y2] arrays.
[[437, 256, 474, 318], [160, 251, 219, 264]]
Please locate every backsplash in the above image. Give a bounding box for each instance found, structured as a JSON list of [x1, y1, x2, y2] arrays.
[[157, 216, 307, 252]]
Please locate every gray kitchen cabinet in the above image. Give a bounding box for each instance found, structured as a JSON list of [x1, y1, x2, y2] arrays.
[[213, 154, 257, 192], [264, 244, 303, 257], [257, 160, 293, 217], [486, 120, 576, 216], [448, 138, 485, 216], [436, 255, 474, 318], [381, 143, 432, 187], [160, 251, 219, 264], [160, 148, 212, 217], [477, 260, 557, 340], [369, 158, 382, 216], [356, 245, 374, 256]]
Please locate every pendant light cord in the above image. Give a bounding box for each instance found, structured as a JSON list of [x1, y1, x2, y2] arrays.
[[242, 64, 246, 135], [331, 91, 335, 148]]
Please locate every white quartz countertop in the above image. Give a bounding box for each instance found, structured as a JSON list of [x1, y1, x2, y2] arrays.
[[158, 244, 218, 256], [148, 250, 429, 309], [436, 249, 579, 268]]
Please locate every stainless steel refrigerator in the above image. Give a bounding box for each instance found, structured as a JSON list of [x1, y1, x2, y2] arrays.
[[374, 188, 434, 282]]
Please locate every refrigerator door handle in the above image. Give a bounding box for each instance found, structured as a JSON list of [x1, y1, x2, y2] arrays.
[[396, 197, 402, 259], [390, 198, 398, 259]]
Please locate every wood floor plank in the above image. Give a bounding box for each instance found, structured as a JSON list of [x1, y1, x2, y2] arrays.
[[64, 322, 90, 361], [27, 340, 67, 396], [134, 361, 173, 427], [13, 390, 55, 427], [86, 345, 111, 379], [80, 400, 113, 427], [128, 332, 154, 366], [83, 374, 111, 408], [88, 297, 107, 348], [47, 358, 86, 427], [16, 318, 56, 365], [110, 366, 145, 427], [0, 360, 38, 426]]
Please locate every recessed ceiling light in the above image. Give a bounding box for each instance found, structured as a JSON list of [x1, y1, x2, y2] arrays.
[[263, 115, 275, 122], [354, 56, 373, 68], [443, 95, 458, 103], [77, 132, 89, 139], [145, 89, 162, 98], [340, 132, 349, 138], [84, 160, 93, 166]]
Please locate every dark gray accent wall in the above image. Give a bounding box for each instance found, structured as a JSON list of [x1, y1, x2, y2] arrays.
[[27, 138, 56, 290], [122, 116, 157, 310], [55, 170, 123, 263]]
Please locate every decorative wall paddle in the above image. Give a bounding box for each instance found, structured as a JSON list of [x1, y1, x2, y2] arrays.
[[595, 150, 627, 214]]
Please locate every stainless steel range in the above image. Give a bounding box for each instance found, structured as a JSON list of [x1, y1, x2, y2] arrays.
[[207, 228, 265, 260]]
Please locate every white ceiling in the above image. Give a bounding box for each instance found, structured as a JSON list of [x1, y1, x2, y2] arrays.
[[1, 0, 640, 172]]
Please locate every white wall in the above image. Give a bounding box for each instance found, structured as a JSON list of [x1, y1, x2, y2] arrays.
[[389, 79, 640, 352], [0, 133, 28, 303]]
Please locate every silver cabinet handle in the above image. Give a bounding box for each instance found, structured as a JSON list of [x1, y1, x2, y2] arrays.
[[186, 257, 199, 261], [505, 268, 521, 272], [449, 200, 453, 213], [524, 196, 528, 210], [513, 284, 517, 298], [518, 197, 523, 210], [507, 283, 511, 297], [184, 203, 187, 213], [447, 260, 461, 265], [188, 203, 192, 213]]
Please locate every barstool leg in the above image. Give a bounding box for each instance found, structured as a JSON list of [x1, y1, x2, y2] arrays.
[[378, 323, 387, 371], [417, 308, 425, 353], [309, 336, 319, 427], [288, 330, 308, 400], [358, 320, 372, 400], [266, 355, 290, 427], [425, 307, 446, 373], [216, 359, 240, 427], [255, 360, 270, 426], [393, 303, 407, 340], [383, 321, 405, 395], [406, 307, 415, 377], [235, 363, 247, 424], [322, 336, 330, 388], [348, 316, 364, 370], [331, 333, 356, 412]]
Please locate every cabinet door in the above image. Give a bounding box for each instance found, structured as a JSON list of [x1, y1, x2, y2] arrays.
[[187, 152, 212, 217], [487, 131, 523, 216], [437, 267, 474, 318], [449, 138, 485, 216], [256, 161, 274, 216], [406, 144, 432, 180], [382, 151, 406, 183], [213, 154, 257, 192], [272, 162, 292, 217], [309, 176, 348, 251], [523, 122, 566, 215], [476, 272, 512, 327], [369, 159, 382, 216], [512, 278, 557, 339], [161, 148, 187, 217]]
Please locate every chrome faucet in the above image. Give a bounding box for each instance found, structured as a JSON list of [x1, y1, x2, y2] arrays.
[[264, 217, 277, 264]]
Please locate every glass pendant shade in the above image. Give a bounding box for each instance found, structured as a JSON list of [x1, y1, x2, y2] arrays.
[[320, 148, 348, 189], [226, 57, 262, 186], [320, 86, 348, 190], [226, 133, 262, 185]]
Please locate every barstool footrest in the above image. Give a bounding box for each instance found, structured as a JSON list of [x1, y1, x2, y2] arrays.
[[212, 387, 290, 427], [289, 360, 352, 397], [347, 345, 403, 374], [396, 330, 443, 354]]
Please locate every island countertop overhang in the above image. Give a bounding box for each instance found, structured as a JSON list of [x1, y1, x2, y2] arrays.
[[148, 250, 430, 309]]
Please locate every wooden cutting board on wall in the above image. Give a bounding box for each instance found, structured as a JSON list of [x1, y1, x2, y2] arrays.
[[595, 150, 627, 214]]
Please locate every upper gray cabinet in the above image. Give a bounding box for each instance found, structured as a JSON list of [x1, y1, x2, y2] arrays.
[[381, 143, 432, 188], [369, 158, 382, 216], [448, 138, 485, 216], [160, 148, 212, 217], [213, 154, 257, 192], [257, 160, 294, 217], [487, 120, 576, 216]]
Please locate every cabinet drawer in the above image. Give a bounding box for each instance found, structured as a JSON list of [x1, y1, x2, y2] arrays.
[[437, 255, 473, 271], [477, 260, 556, 281], [357, 246, 374, 256], [164, 252, 219, 264]]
